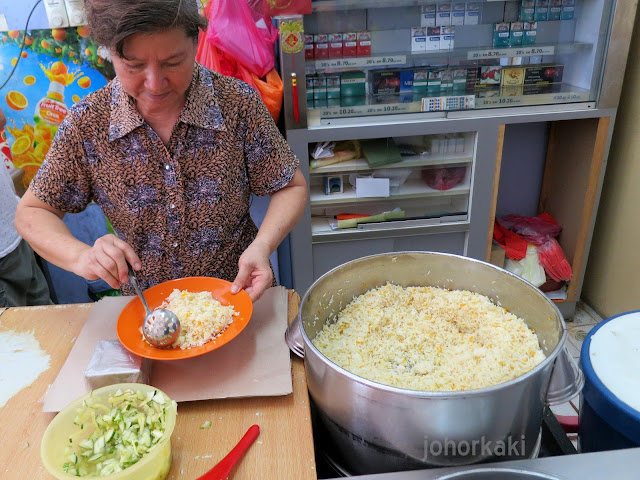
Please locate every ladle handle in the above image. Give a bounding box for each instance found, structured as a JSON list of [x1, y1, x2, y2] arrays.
[[126, 262, 152, 315]]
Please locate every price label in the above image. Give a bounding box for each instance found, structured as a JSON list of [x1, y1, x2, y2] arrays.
[[421, 95, 475, 112], [319, 102, 418, 118], [475, 95, 524, 107], [467, 46, 555, 60], [315, 55, 407, 69], [552, 93, 589, 102]]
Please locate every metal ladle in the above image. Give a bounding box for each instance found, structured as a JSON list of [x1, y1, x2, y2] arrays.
[[127, 263, 181, 348]]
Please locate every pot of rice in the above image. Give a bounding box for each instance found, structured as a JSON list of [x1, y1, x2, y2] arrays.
[[290, 252, 583, 475]]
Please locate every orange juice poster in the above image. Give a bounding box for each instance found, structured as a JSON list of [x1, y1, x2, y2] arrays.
[[0, 27, 113, 188]]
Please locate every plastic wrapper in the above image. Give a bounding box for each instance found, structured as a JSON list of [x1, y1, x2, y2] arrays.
[[421, 166, 467, 191], [504, 244, 546, 287], [85, 340, 151, 390]]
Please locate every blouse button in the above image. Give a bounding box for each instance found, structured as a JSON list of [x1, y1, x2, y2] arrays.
[[170, 204, 175, 209], [164, 164, 171, 170], [172, 243, 178, 248]]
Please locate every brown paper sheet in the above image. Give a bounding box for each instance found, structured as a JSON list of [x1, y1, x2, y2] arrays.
[[43, 286, 292, 412]]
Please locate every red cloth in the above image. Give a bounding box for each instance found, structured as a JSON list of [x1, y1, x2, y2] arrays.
[[493, 220, 528, 260]]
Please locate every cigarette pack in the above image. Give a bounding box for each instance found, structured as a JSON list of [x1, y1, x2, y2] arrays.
[[313, 76, 327, 99], [437, 3, 452, 26], [411, 27, 427, 52], [304, 34, 314, 60], [413, 69, 429, 93], [340, 71, 367, 97], [305, 75, 315, 102], [548, 0, 562, 20], [501, 67, 525, 86], [465, 2, 480, 25], [493, 23, 511, 48], [452, 3, 466, 25], [314, 34, 329, 59], [561, 6, 575, 19], [479, 66, 502, 86], [428, 70, 442, 91], [523, 22, 537, 45], [328, 33, 343, 58], [421, 5, 437, 27], [534, 7, 548, 21], [357, 31, 371, 56], [440, 69, 453, 89], [453, 68, 467, 90], [326, 74, 341, 99], [521, 6, 535, 22], [510, 22, 524, 46], [343, 32, 357, 57], [440, 25, 454, 50], [524, 65, 564, 85], [535, 0, 548, 6], [427, 26, 441, 51], [562, 0, 575, 5]]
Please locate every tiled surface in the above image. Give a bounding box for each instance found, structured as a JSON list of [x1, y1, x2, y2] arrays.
[[549, 300, 603, 448]]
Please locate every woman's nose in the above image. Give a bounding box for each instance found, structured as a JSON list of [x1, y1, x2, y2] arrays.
[[144, 66, 166, 91]]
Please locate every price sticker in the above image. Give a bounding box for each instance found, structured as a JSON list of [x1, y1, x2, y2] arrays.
[[315, 55, 407, 69], [467, 46, 555, 60], [319, 102, 417, 118]]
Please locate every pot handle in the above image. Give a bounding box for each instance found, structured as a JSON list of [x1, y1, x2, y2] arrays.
[[545, 346, 584, 405], [285, 312, 305, 358]]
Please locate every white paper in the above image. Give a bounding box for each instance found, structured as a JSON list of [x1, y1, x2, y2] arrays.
[[356, 177, 390, 198], [44, 287, 293, 412]]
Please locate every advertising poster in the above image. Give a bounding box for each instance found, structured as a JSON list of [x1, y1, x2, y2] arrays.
[[0, 26, 113, 188]]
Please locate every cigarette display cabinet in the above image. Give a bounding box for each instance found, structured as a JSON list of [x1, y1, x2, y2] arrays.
[[276, 0, 636, 317]]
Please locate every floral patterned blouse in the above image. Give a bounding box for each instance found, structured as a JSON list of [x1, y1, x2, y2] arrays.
[[30, 63, 299, 294]]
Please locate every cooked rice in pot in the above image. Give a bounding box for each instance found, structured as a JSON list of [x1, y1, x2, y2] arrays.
[[312, 283, 545, 391]]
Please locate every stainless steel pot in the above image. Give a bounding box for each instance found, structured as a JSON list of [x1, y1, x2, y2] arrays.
[[287, 252, 583, 475]]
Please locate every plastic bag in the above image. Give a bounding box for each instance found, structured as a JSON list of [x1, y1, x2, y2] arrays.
[[206, 0, 278, 78], [85, 340, 151, 390], [499, 213, 563, 245], [421, 166, 466, 191], [505, 244, 546, 287], [251, 69, 283, 122]]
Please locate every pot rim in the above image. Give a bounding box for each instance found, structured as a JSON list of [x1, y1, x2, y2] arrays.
[[299, 251, 568, 399]]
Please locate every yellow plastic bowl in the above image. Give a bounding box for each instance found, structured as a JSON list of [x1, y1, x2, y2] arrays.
[[41, 383, 177, 480]]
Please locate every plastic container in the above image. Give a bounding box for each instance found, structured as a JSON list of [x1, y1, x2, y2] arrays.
[[41, 383, 177, 480], [578, 311, 640, 452]]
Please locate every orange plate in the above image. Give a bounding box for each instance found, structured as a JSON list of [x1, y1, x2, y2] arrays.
[[117, 277, 253, 361]]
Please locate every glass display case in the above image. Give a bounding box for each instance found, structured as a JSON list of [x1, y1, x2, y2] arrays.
[[278, 0, 615, 127]]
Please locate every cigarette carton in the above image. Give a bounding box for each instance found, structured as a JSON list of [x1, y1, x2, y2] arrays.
[[305, 75, 315, 102], [510, 22, 524, 46], [328, 33, 343, 58], [343, 32, 357, 57], [357, 31, 371, 56], [561, 6, 575, 20], [304, 34, 314, 60], [413, 69, 429, 93], [493, 23, 511, 48], [314, 34, 329, 59], [534, 6, 548, 21], [313, 76, 327, 100], [479, 66, 502, 86], [340, 71, 367, 97], [440, 25, 454, 50], [524, 65, 564, 85], [428, 70, 442, 92], [427, 26, 441, 51], [501, 67, 525, 86], [411, 27, 427, 52], [421, 5, 437, 27], [452, 3, 466, 25], [523, 22, 537, 45], [465, 2, 480, 25], [326, 74, 341, 99], [437, 3, 452, 26], [453, 68, 467, 90]]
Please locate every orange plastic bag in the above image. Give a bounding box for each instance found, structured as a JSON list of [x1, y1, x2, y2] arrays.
[[251, 69, 283, 122]]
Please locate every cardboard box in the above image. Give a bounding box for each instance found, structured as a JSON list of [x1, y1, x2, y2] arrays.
[[465, 2, 480, 25], [305, 75, 314, 102], [326, 74, 341, 99], [421, 4, 437, 27], [427, 26, 441, 51], [440, 25, 454, 50], [479, 66, 502, 86], [328, 33, 343, 58], [524, 65, 564, 85], [413, 69, 429, 93], [493, 23, 511, 48], [534, 6, 548, 21], [452, 3, 466, 25], [437, 3, 452, 26], [501, 67, 525, 86], [312, 76, 327, 99], [523, 22, 537, 45], [510, 21, 524, 46], [340, 71, 367, 97], [411, 27, 427, 52], [357, 31, 371, 56], [343, 32, 357, 57], [561, 6, 575, 20], [304, 34, 314, 60]]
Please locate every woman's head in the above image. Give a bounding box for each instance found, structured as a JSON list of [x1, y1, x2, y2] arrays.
[[85, 0, 208, 59]]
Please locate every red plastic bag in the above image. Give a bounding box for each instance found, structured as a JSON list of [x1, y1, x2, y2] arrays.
[[421, 166, 466, 191], [537, 238, 572, 282], [261, 0, 312, 16], [499, 213, 563, 245], [206, 0, 278, 78]]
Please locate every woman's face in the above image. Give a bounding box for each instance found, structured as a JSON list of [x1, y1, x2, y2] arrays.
[[111, 28, 197, 118]]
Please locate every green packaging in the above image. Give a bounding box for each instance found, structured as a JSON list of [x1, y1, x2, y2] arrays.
[[493, 23, 511, 48], [523, 22, 537, 45], [561, 6, 575, 20], [413, 69, 429, 93], [313, 76, 327, 100], [326, 74, 341, 99], [305, 76, 314, 102], [510, 22, 524, 46], [340, 71, 367, 97]]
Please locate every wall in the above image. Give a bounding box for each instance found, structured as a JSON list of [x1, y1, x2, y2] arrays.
[[581, 11, 640, 318]]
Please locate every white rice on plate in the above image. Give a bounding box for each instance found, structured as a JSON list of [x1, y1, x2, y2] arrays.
[[160, 289, 237, 349], [312, 283, 545, 392]]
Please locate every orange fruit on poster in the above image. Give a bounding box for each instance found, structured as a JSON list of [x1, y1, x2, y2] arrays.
[[10, 136, 32, 156], [23, 75, 36, 85], [97, 58, 104, 64], [50, 61, 68, 76], [35, 124, 53, 142], [52, 28, 67, 41], [69, 51, 75, 57], [72, 94, 81, 103], [77, 25, 91, 38], [8, 30, 20, 39], [10, 58, 18, 66], [20, 51, 28, 58], [34, 143, 50, 159], [6, 91, 28, 111], [24, 36, 33, 45], [20, 164, 42, 189], [77, 77, 91, 89], [55, 48, 62, 53], [41, 39, 51, 49]]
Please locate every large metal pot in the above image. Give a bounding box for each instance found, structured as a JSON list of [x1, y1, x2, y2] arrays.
[[287, 252, 583, 475]]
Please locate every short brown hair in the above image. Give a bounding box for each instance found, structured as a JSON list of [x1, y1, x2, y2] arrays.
[[85, 0, 208, 58]]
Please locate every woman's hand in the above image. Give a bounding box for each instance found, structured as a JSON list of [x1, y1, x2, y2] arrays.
[[231, 242, 273, 302], [74, 234, 141, 290]]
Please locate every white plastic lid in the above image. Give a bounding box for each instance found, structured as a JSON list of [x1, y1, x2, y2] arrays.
[[589, 312, 640, 412]]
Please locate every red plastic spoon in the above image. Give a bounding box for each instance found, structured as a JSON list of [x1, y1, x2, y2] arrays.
[[196, 425, 261, 480]]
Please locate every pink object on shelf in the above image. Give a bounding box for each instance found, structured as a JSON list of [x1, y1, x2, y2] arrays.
[[421, 166, 466, 191]]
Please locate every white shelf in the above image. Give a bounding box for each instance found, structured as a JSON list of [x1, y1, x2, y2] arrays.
[[310, 178, 471, 206], [309, 153, 473, 175], [311, 0, 520, 12]]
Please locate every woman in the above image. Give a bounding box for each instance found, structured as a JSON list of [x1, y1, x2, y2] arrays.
[[15, 0, 307, 302]]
